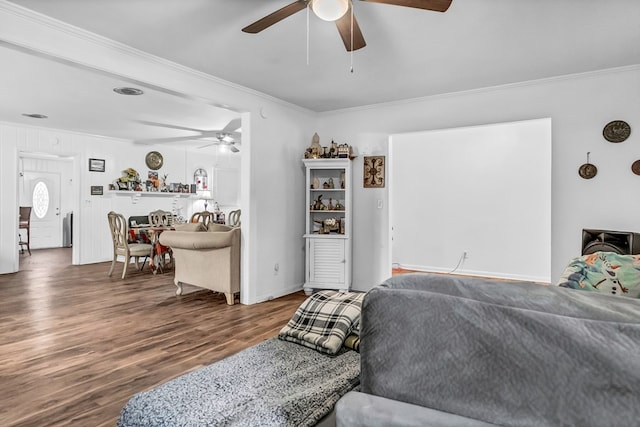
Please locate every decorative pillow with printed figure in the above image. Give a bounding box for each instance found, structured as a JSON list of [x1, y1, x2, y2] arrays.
[[557, 251, 640, 298]]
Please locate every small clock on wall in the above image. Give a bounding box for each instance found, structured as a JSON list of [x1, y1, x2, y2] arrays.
[[145, 151, 163, 170]]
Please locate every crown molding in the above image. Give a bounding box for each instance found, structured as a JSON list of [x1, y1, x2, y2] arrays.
[[0, 1, 313, 115], [320, 64, 640, 116]]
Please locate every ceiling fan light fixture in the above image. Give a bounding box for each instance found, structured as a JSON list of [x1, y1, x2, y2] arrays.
[[311, 0, 349, 21]]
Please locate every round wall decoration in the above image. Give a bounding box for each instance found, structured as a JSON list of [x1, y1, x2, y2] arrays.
[[579, 152, 597, 179], [579, 163, 597, 179], [632, 160, 640, 176], [145, 151, 163, 170], [603, 120, 631, 143]]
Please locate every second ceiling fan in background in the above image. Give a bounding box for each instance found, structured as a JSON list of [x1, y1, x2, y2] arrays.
[[242, 0, 453, 52]]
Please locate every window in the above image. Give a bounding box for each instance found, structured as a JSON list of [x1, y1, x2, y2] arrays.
[[32, 181, 49, 219]]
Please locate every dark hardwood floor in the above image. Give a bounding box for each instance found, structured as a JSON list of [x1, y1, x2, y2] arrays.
[[0, 248, 307, 426]]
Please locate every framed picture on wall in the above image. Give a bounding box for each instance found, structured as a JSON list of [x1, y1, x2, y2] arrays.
[[89, 158, 105, 172], [363, 156, 385, 188]]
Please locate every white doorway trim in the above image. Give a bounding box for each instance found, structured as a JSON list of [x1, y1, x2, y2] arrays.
[[19, 151, 80, 265]]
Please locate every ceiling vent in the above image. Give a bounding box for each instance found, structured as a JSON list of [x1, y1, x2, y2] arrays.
[[113, 87, 144, 96]]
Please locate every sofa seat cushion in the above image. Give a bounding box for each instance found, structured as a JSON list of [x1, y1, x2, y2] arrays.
[[336, 392, 496, 427]]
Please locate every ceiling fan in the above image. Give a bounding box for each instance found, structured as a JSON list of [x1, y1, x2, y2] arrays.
[[134, 118, 242, 152], [242, 0, 453, 52]]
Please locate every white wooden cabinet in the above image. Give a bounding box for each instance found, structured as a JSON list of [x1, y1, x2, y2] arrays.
[[303, 159, 352, 294]]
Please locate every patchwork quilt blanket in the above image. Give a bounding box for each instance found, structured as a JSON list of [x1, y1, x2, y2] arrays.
[[117, 338, 360, 427]]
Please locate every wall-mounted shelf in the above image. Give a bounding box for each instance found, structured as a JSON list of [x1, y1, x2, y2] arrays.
[[107, 191, 194, 198], [106, 190, 195, 204]]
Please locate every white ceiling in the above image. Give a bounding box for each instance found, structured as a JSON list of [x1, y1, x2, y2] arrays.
[[2, 0, 640, 142]]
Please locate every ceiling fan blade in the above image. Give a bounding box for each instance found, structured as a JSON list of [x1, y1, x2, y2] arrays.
[[335, 8, 366, 51], [135, 136, 201, 145], [197, 142, 219, 149], [222, 117, 242, 133], [135, 120, 203, 133], [359, 0, 452, 12], [242, 1, 308, 34]]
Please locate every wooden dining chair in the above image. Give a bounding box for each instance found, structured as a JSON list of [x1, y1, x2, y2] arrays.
[[107, 211, 152, 279], [228, 209, 241, 227], [147, 210, 174, 273], [148, 209, 173, 227], [190, 211, 214, 227], [19, 206, 32, 255]]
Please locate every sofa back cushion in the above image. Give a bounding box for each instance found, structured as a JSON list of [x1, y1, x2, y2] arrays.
[[173, 222, 207, 232]]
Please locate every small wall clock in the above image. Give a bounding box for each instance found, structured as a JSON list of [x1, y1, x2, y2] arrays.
[[364, 156, 385, 188], [145, 151, 163, 170]]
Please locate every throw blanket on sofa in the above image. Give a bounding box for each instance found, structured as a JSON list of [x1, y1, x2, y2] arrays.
[[117, 338, 360, 427], [361, 273, 640, 426]]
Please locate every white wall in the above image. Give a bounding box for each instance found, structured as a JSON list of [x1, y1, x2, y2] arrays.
[[0, 4, 316, 305], [317, 66, 640, 291], [390, 119, 551, 283], [0, 125, 19, 274], [3, 4, 639, 301], [1, 122, 227, 264]]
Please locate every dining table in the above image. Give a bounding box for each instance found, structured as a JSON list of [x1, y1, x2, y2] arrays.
[[147, 226, 174, 274], [129, 225, 174, 274]]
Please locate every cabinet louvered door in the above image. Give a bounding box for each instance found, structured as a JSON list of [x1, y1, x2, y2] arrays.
[[308, 238, 346, 285]]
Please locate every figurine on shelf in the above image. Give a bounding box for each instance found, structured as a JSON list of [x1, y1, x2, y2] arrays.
[[116, 167, 141, 190], [310, 132, 322, 159], [312, 195, 326, 210], [313, 218, 340, 234], [330, 140, 338, 158], [312, 177, 320, 189], [335, 200, 345, 211], [337, 144, 351, 158], [328, 177, 335, 189], [328, 198, 335, 210], [160, 173, 169, 192]]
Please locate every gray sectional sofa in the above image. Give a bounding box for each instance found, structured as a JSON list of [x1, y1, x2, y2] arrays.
[[336, 273, 640, 426]]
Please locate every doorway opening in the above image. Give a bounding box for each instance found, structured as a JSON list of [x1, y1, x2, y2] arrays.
[[18, 153, 75, 270], [389, 118, 552, 283]]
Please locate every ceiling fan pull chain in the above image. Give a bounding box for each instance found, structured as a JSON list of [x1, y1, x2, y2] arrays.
[[306, 3, 310, 66], [350, 0, 354, 73]]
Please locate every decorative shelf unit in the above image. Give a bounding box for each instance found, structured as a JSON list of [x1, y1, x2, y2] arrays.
[[303, 158, 352, 294]]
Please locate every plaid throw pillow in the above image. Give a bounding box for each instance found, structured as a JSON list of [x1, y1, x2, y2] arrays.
[[278, 290, 364, 355]]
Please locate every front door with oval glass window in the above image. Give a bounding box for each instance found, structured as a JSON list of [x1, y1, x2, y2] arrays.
[[23, 171, 62, 249]]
